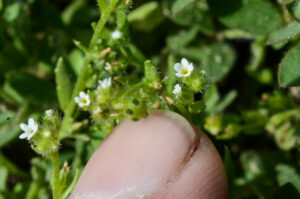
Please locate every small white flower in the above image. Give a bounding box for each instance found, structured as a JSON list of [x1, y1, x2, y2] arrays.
[[172, 84, 182, 95], [45, 109, 53, 117], [98, 77, 112, 89], [112, 30, 122, 39], [174, 58, 194, 77], [19, 118, 38, 140], [75, 91, 90, 107]]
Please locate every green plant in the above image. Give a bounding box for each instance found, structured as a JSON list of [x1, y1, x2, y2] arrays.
[[2, 0, 300, 198]]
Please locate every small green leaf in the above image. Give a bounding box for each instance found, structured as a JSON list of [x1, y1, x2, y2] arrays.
[[164, 0, 214, 35], [117, 11, 128, 30], [144, 60, 160, 83], [128, 1, 163, 32], [211, 90, 238, 113], [166, 55, 176, 96], [208, 0, 282, 35], [68, 49, 84, 76], [0, 167, 8, 191], [276, 164, 300, 192], [55, 58, 75, 113], [278, 44, 300, 87], [268, 22, 300, 45], [167, 26, 199, 50], [171, 0, 195, 13], [3, 2, 21, 22], [272, 183, 300, 199], [61, 169, 80, 199], [288, 0, 300, 20], [203, 85, 220, 112], [61, 0, 85, 25]]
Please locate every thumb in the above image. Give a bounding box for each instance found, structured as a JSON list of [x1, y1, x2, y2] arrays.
[[69, 110, 227, 199]]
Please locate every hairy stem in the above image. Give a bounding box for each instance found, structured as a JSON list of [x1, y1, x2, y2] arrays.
[[51, 151, 60, 199], [59, 13, 110, 139]]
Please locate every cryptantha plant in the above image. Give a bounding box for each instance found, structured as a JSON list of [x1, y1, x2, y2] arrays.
[[18, 0, 208, 198]]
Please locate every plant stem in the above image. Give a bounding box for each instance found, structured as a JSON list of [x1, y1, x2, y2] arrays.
[[51, 151, 60, 199], [59, 13, 110, 139]]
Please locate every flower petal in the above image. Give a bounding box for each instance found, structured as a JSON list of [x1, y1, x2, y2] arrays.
[[174, 63, 183, 72], [19, 132, 28, 139], [181, 58, 189, 67], [19, 123, 28, 132], [28, 118, 35, 127], [175, 72, 184, 77], [79, 91, 86, 98], [32, 123, 38, 133], [187, 63, 194, 72], [75, 97, 80, 103]]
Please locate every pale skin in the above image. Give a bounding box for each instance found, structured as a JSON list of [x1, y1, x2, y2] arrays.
[[69, 110, 228, 199]]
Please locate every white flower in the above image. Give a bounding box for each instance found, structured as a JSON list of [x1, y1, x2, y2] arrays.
[[172, 84, 182, 95], [174, 58, 194, 77], [112, 30, 122, 39], [45, 109, 53, 117], [75, 91, 90, 107], [19, 118, 38, 140], [98, 77, 112, 89]]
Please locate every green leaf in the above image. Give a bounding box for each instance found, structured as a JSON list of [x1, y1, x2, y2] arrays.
[[0, 167, 8, 191], [208, 0, 282, 35], [144, 60, 160, 82], [179, 42, 236, 82], [272, 183, 300, 199], [278, 44, 300, 87], [127, 1, 164, 32], [0, 120, 20, 148], [171, 0, 195, 13], [203, 84, 220, 112], [3, 2, 21, 22], [211, 90, 238, 113], [61, 169, 80, 199], [247, 37, 266, 71], [167, 26, 199, 50], [268, 22, 300, 45], [288, 0, 300, 20], [55, 58, 75, 113], [8, 73, 56, 105], [166, 55, 176, 96], [276, 164, 300, 192], [164, 0, 214, 35], [68, 49, 84, 76], [61, 0, 85, 25]]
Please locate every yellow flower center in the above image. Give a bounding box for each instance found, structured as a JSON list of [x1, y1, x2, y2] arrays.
[[181, 68, 189, 75], [81, 98, 87, 104]]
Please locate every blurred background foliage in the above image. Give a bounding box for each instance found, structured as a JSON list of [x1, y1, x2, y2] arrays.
[[1, 0, 300, 198]]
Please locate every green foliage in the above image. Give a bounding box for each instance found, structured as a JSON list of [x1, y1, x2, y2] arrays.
[[268, 22, 300, 45], [1, 0, 300, 198], [278, 44, 300, 87], [208, 0, 282, 35]]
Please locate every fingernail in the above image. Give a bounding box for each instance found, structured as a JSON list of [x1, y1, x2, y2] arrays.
[[70, 110, 198, 199]]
